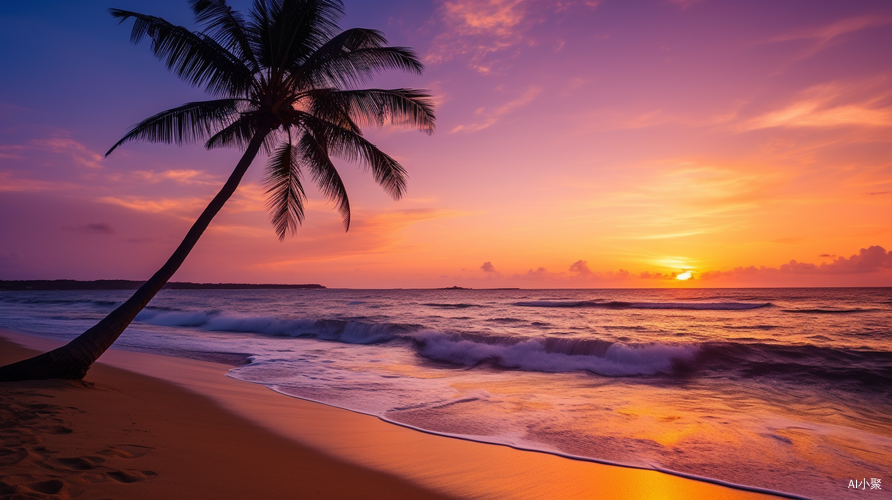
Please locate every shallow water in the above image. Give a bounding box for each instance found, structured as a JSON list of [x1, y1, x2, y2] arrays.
[[1, 287, 890, 499]]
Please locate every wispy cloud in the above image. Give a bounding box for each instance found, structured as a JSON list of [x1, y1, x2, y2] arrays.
[[33, 137, 103, 169], [427, 0, 529, 73], [451, 86, 542, 132], [62, 223, 116, 235], [131, 169, 219, 186], [98, 196, 209, 215], [763, 15, 892, 45], [426, 0, 598, 73], [665, 0, 702, 10], [745, 81, 892, 130], [0, 171, 72, 192]]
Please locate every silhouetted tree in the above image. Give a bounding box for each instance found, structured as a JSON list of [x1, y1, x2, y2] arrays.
[[0, 0, 434, 381]]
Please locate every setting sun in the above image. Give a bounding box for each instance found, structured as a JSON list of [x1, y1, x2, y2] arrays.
[[676, 271, 693, 281]]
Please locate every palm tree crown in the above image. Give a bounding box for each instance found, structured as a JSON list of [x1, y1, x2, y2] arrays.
[[0, 0, 434, 382], [108, 0, 435, 237]]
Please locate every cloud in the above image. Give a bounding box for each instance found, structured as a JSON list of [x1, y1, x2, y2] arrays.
[[745, 82, 892, 130], [511, 266, 560, 280], [98, 196, 209, 215], [764, 15, 892, 47], [569, 259, 592, 275], [0, 171, 72, 192], [63, 222, 116, 235], [451, 86, 541, 133], [427, 0, 529, 72], [131, 169, 219, 186], [426, 0, 597, 73], [639, 271, 681, 280], [665, 0, 702, 10], [33, 137, 103, 169], [481, 261, 498, 272], [700, 245, 892, 280], [0, 144, 27, 160]]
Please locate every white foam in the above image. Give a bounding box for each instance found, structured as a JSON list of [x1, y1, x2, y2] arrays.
[[412, 331, 697, 376]]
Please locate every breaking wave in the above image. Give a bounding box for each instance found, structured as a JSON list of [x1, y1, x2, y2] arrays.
[[132, 308, 892, 388], [135, 309, 418, 344], [412, 331, 696, 376]]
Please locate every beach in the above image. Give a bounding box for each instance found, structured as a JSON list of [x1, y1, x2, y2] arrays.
[[0, 329, 784, 499]]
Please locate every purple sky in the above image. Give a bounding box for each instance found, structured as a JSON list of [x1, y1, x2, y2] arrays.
[[1, 0, 891, 287]]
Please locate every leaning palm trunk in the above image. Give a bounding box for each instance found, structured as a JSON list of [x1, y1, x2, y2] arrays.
[[0, 0, 433, 382], [0, 131, 270, 381]]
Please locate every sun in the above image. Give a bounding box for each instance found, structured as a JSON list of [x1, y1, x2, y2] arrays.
[[676, 270, 693, 281]]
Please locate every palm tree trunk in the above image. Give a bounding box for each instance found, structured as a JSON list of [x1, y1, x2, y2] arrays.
[[0, 130, 271, 381]]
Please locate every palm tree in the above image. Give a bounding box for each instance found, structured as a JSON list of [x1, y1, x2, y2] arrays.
[[0, 0, 434, 381]]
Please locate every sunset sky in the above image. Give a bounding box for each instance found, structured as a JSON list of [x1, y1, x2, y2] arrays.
[[1, 0, 890, 288]]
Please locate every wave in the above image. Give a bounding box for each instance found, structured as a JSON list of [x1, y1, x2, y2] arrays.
[[135, 309, 419, 344], [422, 303, 481, 309], [411, 333, 892, 389], [0, 296, 120, 307], [515, 300, 772, 310], [412, 331, 696, 376], [133, 309, 891, 388], [781, 308, 880, 314], [679, 342, 892, 391]]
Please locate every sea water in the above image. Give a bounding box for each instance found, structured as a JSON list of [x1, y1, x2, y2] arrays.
[[1, 287, 890, 499]]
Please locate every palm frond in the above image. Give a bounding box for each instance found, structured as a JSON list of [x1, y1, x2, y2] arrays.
[[247, 0, 344, 72], [297, 129, 351, 230], [189, 0, 259, 72], [107, 99, 242, 155], [110, 8, 253, 96], [264, 139, 306, 240], [299, 113, 407, 199], [308, 88, 435, 134], [294, 29, 424, 89]]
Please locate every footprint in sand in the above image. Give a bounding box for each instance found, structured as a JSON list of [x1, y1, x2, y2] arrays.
[[98, 444, 153, 459], [106, 470, 159, 483], [47, 455, 106, 471], [0, 447, 28, 466]]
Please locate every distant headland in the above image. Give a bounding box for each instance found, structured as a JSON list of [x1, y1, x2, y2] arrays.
[[0, 280, 326, 291]]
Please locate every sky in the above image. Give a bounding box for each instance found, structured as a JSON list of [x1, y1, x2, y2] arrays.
[[1, 0, 891, 288]]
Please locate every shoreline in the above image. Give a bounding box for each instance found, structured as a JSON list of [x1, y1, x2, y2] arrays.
[[1, 329, 786, 499]]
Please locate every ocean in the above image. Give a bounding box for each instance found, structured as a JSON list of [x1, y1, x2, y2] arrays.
[[1, 287, 890, 499]]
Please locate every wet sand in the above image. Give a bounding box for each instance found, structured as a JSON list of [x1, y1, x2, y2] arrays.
[[1, 330, 784, 499]]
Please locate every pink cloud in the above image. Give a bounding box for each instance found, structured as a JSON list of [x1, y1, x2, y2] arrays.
[[765, 15, 892, 46], [33, 137, 103, 169], [131, 169, 219, 186], [450, 85, 541, 132], [0, 171, 72, 192], [569, 259, 592, 275], [701, 246, 892, 280], [426, 0, 597, 73], [744, 81, 892, 130]]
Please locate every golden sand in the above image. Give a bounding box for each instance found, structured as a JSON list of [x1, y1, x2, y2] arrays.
[[1, 330, 781, 499]]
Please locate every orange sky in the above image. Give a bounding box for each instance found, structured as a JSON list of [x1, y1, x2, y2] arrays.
[[1, 0, 890, 287]]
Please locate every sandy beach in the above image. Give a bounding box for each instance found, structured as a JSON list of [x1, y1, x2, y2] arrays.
[[0, 329, 789, 500]]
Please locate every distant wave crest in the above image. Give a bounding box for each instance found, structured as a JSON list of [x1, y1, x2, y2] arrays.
[[515, 300, 772, 310]]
